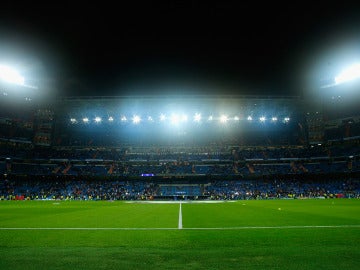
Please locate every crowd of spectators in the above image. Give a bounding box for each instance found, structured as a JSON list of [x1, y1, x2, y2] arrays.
[[0, 178, 158, 201], [0, 140, 359, 190], [1, 135, 359, 201], [1, 158, 359, 178], [1, 178, 359, 201], [204, 179, 360, 200], [1, 140, 360, 161]]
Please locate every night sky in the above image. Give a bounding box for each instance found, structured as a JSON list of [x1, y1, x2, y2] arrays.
[[1, 2, 360, 97]]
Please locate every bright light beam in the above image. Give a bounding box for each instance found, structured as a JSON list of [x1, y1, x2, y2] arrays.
[[335, 63, 360, 85], [132, 115, 141, 124], [193, 113, 201, 122], [0, 65, 25, 85], [220, 115, 228, 123], [159, 114, 166, 121], [121, 116, 127, 122], [170, 114, 180, 125], [283, 117, 290, 123]]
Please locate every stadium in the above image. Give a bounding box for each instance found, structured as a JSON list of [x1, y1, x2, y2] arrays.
[[1, 3, 360, 269], [2, 90, 359, 201], [1, 65, 360, 269]]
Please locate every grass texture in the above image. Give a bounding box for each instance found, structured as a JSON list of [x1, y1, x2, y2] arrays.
[[0, 199, 359, 269]]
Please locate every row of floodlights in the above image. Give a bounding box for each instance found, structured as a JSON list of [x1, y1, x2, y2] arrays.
[[70, 114, 291, 125]]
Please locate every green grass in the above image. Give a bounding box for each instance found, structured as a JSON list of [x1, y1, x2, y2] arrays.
[[0, 199, 359, 269]]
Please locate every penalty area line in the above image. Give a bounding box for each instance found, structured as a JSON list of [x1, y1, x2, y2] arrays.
[[0, 225, 359, 231]]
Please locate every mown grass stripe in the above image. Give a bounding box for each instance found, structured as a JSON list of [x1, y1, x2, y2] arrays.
[[1, 225, 359, 230]]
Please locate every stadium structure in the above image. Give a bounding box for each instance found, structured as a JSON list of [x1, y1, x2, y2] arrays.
[[1, 74, 360, 201]]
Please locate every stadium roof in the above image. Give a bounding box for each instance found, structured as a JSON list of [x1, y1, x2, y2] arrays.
[[60, 94, 302, 102]]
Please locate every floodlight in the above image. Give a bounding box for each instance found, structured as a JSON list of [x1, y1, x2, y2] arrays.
[[259, 116, 266, 122], [159, 114, 166, 121], [121, 116, 127, 122], [335, 63, 360, 85], [170, 114, 180, 124], [208, 115, 213, 121], [271, 117, 278, 122], [0, 64, 25, 85], [147, 116, 153, 122], [234, 116, 240, 121], [247, 116, 253, 121], [108, 116, 114, 122], [82, 117, 89, 123], [132, 115, 141, 124], [94, 117, 102, 123], [283, 117, 290, 123], [70, 118, 77, 124], [220, 115, 228, 123], [193, 113, 201, 122]]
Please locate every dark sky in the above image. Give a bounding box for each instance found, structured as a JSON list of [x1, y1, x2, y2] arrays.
[[1, 2, 360, 97]]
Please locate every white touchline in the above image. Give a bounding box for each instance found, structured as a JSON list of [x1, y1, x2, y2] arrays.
[[178, 202, 183, 229], [0, 225, 359, 230], [0, 227, 178, 230], [182, 225, 360, 230]]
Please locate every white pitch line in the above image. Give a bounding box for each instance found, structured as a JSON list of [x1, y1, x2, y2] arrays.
[[0, 227, 178, 230], [183, 225, 360, 230], [0, 225, 359, 230], [178, 202, 183, 229], [125, 200, 228, 204]]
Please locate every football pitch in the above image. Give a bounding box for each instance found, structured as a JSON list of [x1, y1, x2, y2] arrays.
[[0, 199, 359, 269]]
